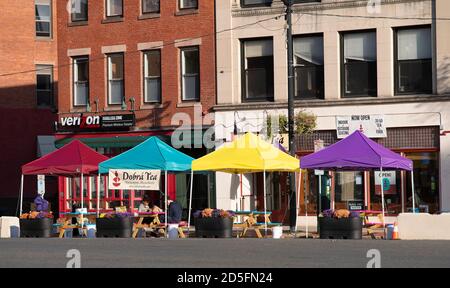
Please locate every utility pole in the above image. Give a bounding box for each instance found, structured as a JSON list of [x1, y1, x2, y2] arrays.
[[282, 0, 297, 232]]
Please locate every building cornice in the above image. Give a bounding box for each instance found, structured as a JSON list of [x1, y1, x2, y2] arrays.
[[232, 0, 431, 17], [213, 95, 450, 112]]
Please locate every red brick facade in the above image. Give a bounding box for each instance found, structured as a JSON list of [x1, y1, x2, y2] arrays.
[[0, 0, 58, 214], [56, 0, 216, 130]]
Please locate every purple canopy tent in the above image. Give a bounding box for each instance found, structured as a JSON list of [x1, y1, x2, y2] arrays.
[[300, 130, 415, 235]]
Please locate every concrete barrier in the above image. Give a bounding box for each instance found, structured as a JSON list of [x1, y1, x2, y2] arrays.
[[0, 217, 20, 238], [397, 213, 450, 240]]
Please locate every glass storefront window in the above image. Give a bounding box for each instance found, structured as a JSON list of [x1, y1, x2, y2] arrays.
[[335, 171, 364, 210], [405, 152, 440, 214], [370, 171, 403, 214]]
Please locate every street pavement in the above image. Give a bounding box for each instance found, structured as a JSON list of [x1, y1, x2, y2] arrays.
[[1, 238, 450, 268]]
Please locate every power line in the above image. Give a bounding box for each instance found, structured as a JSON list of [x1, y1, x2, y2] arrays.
[[0, 14, 284, 78]]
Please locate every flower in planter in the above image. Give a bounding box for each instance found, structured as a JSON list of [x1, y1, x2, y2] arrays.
[[320, 209, 359, 219], [20, 211, 54, 220], [194, 208, 236, 219]]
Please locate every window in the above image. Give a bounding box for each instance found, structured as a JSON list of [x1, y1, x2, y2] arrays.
[[71, 0, 88, 22], [241, 0, 272, 7], [179, 0, 198, 10], [144, 50, 161, 103], [342, 31, 377, 97], [242, 38, 274, 102], [181, 47, 200, 101], [395, 27, 432, 95], [294, 35, 324, 99], [142, 0, 160, 14], [73, 57, 89, 106], [106, 0, 123, 17], [36, 65, 53, 107], [35, 0, 51, 37], [241, 0, 319, 7], [107, 53, 124, 105]]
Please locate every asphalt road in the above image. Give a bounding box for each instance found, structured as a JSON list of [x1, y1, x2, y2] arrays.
[[1, 238, 450, 268]]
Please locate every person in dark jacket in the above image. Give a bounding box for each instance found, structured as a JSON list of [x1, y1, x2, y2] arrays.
[[160, 196, 182, 224]]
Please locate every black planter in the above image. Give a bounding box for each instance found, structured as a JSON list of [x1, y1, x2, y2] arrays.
[[194, 217, 233, 238], [319, 217, 362, 240], [96, 217, 134, 238], [20, 218, 53, 238]]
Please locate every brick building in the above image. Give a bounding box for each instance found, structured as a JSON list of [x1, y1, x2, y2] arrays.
[[55, 0, 216, 214], [0, 0, 58, 216]]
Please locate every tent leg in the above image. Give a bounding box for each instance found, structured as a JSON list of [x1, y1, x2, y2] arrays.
[[380, 168, 386, 239], [188, 170, 194, 237], [19, 174, 24, 216], [165, 170, 168, 238], [401, 170, 405, 214], [97, 173, 101, 217], [411, 170, 416, 214], [295, 170, 302, 236], [80, 174, 84, 235], [263, 170, 267, 236]]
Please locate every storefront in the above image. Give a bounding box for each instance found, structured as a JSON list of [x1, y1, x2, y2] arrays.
[[55, 113, 214, 217], [297, 126, 441, 215]]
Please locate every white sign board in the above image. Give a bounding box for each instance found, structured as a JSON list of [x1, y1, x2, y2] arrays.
[[37, 175, 45, 196], [336, 115, 386, 139], [109, 170, 161, 191], [374, 171, 397, 195]]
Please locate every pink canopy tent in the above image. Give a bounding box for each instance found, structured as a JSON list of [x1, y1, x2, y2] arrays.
[[20, 140, 108, 215]]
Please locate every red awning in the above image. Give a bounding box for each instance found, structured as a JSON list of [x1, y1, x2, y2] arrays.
[[21, 140, 108, 176]]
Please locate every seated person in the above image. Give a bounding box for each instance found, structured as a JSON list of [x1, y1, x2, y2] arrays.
[[139, 196, 163, 213]]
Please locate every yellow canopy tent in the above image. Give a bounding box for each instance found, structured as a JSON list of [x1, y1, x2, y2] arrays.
[[191, 132, 300, 234]]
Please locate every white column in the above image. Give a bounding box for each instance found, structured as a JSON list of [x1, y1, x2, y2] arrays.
[[411, 171, 416, 213]]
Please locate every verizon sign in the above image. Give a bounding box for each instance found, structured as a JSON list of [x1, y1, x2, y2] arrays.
[[109, 170, 161, 191], [58, 114, 135, 131]]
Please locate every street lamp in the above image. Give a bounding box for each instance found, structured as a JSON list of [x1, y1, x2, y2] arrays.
[[282, 0, 298, 232]]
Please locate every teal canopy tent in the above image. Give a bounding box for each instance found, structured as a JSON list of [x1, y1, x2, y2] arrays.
[[98, 136, 194, 235], [99, 137, 193, 174]]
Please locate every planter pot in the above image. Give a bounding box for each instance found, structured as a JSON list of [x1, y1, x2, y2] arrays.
[[96, 217, 134, 238], [194, 217, 233, 238], [20, 218, 53, 238], [319, 217, 362, 240]]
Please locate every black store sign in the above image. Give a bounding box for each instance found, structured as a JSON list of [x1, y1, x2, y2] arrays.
[[58, 114, 135, 132]]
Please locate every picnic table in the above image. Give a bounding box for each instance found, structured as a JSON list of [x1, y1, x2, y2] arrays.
[[132, 212, 188, 238], [233, 211, 281, 238], [56, 212, 97, 238]]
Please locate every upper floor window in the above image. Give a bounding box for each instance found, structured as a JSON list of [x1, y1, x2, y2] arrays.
[[144, 50, 162, 103], [342, 31, 377, 97], [106, 0, 123, 17], [241, 0, 272, 7], [242, 38, 274, 102], [294, 35, 324, 99], [181, 47, 200, 101], [179, 0, 198, 10], [107, 53, 125, 105], [142, 0, 160, 14], [395, 27, 432, 95], [71, 0, 88, 22], [73, 57, 89, 106], [240, 0, 319, 7], [35, 0, 51, 38], [36, 65, 53, 107]]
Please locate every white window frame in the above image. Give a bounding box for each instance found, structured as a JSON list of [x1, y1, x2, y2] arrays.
[[35, 0, 52, 38], [73, 57, 89, 107], [181, 46, 200, 101], [107, 53, 125, 105], [144, 50, 162, 103]]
